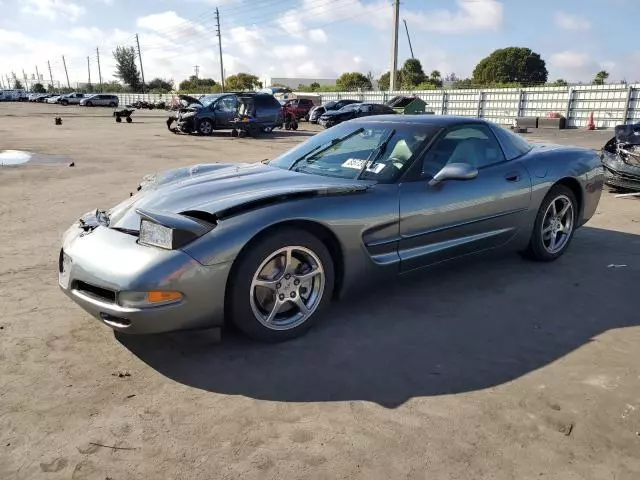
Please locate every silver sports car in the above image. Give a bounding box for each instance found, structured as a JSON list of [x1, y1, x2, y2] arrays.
[[59, 116, 604, 342]]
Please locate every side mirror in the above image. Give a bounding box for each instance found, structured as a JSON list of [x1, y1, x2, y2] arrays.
[[428, 162, 478, 187]]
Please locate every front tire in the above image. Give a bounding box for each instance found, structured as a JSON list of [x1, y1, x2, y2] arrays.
[[228, 228, 335, 342], [197, 118, 214, 135], [523, 185, 577, 262], [85, 101, 93, 107]]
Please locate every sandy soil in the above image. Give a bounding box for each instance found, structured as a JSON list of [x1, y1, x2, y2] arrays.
[[1, 103, 639, 480]]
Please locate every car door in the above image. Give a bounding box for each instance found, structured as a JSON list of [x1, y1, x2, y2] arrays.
[[214, 95, 238, 127], [398, 123, 532, 272]]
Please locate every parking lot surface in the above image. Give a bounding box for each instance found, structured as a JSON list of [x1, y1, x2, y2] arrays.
[[1, 103, 639, 480]]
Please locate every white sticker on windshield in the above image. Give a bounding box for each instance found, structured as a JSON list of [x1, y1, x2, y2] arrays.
[[341, 158, 386, 174], [342, 158, 368, 169]]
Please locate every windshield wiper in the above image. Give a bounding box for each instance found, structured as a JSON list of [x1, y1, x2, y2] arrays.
[[289, 127, 365, 171], [357, 129, 396, 179]]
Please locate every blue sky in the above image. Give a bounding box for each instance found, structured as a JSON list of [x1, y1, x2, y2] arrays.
[[0, 0, 635, 88]]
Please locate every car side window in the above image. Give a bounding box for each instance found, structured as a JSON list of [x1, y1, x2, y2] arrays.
[[217, 96, 237, 112], [360, 105, 372, 113], [421, 124, 506, 179]]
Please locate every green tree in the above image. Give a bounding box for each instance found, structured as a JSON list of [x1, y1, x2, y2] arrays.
[[147, 77, 173, 93], [400, 58, 426, 88], [113, 46, 142, 92], [178, 76, 219, 93], [32, 83, 46, 93], [592, 70, 609, 85], [336, 72, 372, 91], [14, 79, 23, 89], [550, 78, 568, 86], [310, 82, 321, 91], [472, 47, 548, 86], [429, 70, 443, 87], [378, 71, 402, 91], [225, 73, 262, 91], [103, 80, 127, 93]]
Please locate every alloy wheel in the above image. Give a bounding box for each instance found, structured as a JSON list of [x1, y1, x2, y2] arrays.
[[249, 246, 325, 330], [541, 194, 574, 254]]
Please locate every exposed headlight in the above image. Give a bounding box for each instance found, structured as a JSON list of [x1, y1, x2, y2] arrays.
[[136, 208, 216, 250], [140, 219, 174, 249], [118, 290, 183, 308]]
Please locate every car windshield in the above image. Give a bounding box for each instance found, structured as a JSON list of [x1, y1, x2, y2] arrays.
[[268, 122, 436, 182], [339, 103, 361, 112]]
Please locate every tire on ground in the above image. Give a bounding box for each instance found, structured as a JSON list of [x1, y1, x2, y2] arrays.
[[227, 227, 335, 342], [522, 184, 577, 262]]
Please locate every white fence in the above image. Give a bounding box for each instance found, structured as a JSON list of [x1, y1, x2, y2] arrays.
[[112, 83, 640, 129]]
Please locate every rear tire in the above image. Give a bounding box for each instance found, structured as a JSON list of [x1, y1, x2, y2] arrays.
[[126, 117, 132, 123], [85, 101, 93, 107], [228, 228, 335, 343], [115, 116, 122, 123], [522, 184, 577, 262]]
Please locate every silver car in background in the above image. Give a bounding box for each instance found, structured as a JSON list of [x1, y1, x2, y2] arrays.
[[80, 94, 119, 107]]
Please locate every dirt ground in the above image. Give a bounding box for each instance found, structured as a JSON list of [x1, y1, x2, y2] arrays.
[[1, 103, 639, 480]]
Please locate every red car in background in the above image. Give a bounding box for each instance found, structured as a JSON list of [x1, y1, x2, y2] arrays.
[[281, 98, 316, 121]]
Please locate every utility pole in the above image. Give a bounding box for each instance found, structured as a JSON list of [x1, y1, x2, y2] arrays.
[[215, 8, 225, 92], [87, 56, 91, 87], [135, 34, 146, 93], [96, 47, 103, 92], [35, 65, 40, 83], [62, 55, 71, 89], [48, 61, 54, 91], [194, 65, 200, 78], [389, 0, 400, 91], [22, 69, 28, 89], [403, 19, 414, 60]]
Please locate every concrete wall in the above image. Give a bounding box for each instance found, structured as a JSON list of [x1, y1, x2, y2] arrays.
[[112, 83, 640, 128]]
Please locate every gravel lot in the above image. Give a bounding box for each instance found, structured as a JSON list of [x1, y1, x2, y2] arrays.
[[1, 103, 639, 480]]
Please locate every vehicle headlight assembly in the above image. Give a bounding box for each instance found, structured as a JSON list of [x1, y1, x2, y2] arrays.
[[136, 208, 216, 250], [140, 219, 174, 249]]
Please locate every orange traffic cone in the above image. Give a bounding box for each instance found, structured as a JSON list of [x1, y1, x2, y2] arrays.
[[586, 111, 595, 130]]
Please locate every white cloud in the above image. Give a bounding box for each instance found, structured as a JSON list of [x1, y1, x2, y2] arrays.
[[551, 51, 591, 69], [21, 0, 85, 22], [137, 11, 206, 37], [297, 0, 502, 33], [308, 29, 328, 44], [554, 12, 591, 31]]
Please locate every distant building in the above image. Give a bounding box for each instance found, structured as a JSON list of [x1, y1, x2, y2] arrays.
[[264, 77, 337, 89]]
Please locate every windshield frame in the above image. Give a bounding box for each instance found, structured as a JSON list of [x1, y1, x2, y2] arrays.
[[199, 94, 225, 108]]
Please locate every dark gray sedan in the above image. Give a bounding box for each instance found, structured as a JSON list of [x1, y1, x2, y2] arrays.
[[59, 116, 603, 342]]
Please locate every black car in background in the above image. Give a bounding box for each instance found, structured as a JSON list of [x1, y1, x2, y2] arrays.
[[317, 102, 397, 128], [167, 92, 282, 135], [309, 99, 360, 124]]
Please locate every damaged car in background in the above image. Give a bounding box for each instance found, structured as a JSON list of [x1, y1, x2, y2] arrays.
[[601, 123, 640, 191], [59, 116, 603, 343], [166, 92, 282, 136]]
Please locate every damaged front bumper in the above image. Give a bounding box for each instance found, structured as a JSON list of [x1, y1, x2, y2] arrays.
[[601, 151, 640, 191], [59, 214, 231, 334]]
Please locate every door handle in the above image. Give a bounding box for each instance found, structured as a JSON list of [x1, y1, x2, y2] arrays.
[[505, 172, 521, 182]]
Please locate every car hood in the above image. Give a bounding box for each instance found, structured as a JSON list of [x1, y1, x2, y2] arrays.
[[178, 94, 203, 107], [107, 162, 369, 230], [321, 110, 354, 118]]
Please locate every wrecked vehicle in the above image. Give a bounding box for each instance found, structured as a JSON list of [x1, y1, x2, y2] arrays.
[[601, 123, 640, 191], [59, 116, 603, 343], [167, 93, 282, 136], [230, 93, 284, 137], [167, 93, 239, 134]]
